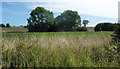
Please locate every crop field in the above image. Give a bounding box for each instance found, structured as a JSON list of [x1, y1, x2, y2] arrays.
[[2, 28, 120, 67]]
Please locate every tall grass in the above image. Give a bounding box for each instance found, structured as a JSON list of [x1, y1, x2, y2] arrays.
[[2, 32, 119, 67]]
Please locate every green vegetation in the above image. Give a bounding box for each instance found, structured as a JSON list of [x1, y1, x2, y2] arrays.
[[114, 23, 120, 35], [112, 23, 120, 66], [2, 31, 120, 67], [94, 23, 115, 31], [0, 24, 5, 27], [27, 7, 54, 32], [83, 20, 89, 27], [0, 23, 11, 27], [6, 23, 11, 27], [1, 6, 119, 68], [76, 27, 87, 31], [55, 10, 81, 31], [27, 7, 87, 32]]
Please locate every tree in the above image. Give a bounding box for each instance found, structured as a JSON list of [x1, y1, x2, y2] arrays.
[[83, 20, 89, 27], [27, 7, 54, 32], [94, 23, 115, 31], [55, 10, 81, 31], [0, 24, 5, 27], [6, 23, 10, 27]]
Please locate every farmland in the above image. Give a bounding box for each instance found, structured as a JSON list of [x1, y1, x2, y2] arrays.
[[2, 27, 120, 67]]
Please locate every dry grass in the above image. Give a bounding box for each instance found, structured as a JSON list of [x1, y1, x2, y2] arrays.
[[2, 27, 28, 32], [2, 32, 119, 67]]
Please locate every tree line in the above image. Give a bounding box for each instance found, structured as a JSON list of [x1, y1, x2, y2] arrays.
[[0, 23, 11, 27], [27, 7, 89, 32], [94, 22, 118, 31]]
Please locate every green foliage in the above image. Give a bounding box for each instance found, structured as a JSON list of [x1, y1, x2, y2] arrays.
[[0, 24, 5, 27], [2, 32, 120, 67], [105, 45, 119, 62], [6, 23, 11, 27], [114, 23, 120, 35], [106, 23, 120, 67], [94, 23, 115, 31], [83, 20, 89, 27], [27, 7, 54, 32], [76, 27, 87, 31], [112, 23, 120, 54], [55, 10, 81, 31]]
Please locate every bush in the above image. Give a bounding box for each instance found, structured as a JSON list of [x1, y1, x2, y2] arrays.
[[0, 24, 5, 27], [24, 26, 27, 28], [109, 23, 120, 66], [114, 24, 120, 35], [94, 23, 115, 31], [76, 27, 87, 31]]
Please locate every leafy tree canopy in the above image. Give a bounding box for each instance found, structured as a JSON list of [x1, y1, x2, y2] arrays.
[[94, 22, 115, 31], [6, 23, 10, 27], [27, 7, 54, 32], [0, 24, 5, 27], [55, 10, 81, 31], [83, 20, 89, 27]]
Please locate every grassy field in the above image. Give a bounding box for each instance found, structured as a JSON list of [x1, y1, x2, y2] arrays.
[[2, 27, 28, 32], [1, 27, 120, 67]]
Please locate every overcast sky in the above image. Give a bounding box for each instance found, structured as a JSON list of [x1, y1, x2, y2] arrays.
[[1, 0, 119, 26]]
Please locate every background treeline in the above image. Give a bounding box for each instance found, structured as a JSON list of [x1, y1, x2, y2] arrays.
[[27, 7, 88, 32], [27, 7, 119, 32], [94, 22, 119, 31], [1, 7, 119, 32], [0, 23, 11, 27]]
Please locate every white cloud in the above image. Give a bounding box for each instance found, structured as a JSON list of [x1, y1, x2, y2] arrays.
[[2, 0, 120, 18]]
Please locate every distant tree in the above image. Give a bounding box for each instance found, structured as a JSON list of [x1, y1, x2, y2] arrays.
[[83, 20, 89, 27], [0, 24, 5, 27], [55, 10, 81, 31], [94, 23, 115, 31], [13, 26, 16, 27], [27, 7, 54, 32], [20, 25, 23, 27], [6, 23, 10, 27], [24, 26, 27, 28]]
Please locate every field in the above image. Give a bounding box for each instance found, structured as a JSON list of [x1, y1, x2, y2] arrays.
[[2, 27, 28, 32], [1, 27, 120, 67]]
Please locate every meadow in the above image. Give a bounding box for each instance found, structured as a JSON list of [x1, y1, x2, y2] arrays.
[[1, 27, 120, 67]]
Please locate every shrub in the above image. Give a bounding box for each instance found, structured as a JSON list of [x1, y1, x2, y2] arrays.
[[24, 26, 27, 28], [108, 23, 120, 66], [114, 24, 120, 35], [94, 23, 115, 31], [77, 27, 87, 31], [0, 24, 5, 27]]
